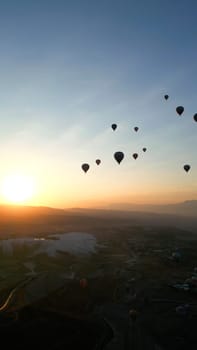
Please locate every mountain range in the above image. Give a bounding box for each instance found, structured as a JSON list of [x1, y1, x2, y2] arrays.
[[107, 200, 197, 217]]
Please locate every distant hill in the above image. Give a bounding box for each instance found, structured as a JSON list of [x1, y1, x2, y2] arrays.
[[0, 202, 196, 237], [107, 200, 197, 217], [1, 200, 196, 219], [0, 204, 66, 218]]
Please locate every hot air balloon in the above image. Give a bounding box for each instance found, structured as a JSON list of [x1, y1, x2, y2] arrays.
[[81, 163, 90, 173], [114, 151, 124, 164], [193, 113, 197, 122], [176, 106, 184, 116], [111, 124, 117, 131], [164, 94, 169, 100], [142, 148, 147, 152], [80, 278, 88, 288], [96, 159, 101, 165], [183, 164, 190, 172], [134, 127, 139, 132], [133, 153, 138, 160], [129, 309, 138, 322]]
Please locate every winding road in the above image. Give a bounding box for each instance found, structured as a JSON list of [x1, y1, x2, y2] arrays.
[[0, 276, 37, 312]]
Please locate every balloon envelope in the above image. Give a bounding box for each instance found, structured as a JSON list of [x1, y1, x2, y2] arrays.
[[176, 106, 184, 115], [129, 309, 138, 321], [81, 163, 90, 173], [164, 94, 169, 100], [96, 159, 101, 165], [80, 278, 88, 288], [183, 164, 190, 172], [142, 148, 147, 152], [114, 151, 124, 164], [134, 127, 139, 132], [111, 123, 117, 131], [133, 153, 138, 160], [193, 113, 197, 122]]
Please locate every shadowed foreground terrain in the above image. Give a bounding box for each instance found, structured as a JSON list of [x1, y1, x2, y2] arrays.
[[0, 205, 197, 349], [0, 309, 111, 350]]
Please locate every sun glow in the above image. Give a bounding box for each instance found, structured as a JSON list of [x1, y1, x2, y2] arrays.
[[1, 174, 35, 204]]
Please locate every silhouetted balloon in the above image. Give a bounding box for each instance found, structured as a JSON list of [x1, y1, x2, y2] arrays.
[[133, 153, 138, 160], [176, 106, 184, 116], [164, 94, 169, 100], [129, 309, 138, 322], [142, 148, 147, 152], [183, 164, 190, 172], [96, 159, 101, 165], [134, 127, 139, 132], [111, 124, 117, 131], [81, 163, 90, 173], [80, 278, 88, 288], [193, 113, 197, 122], [114, 151, 124, 164]]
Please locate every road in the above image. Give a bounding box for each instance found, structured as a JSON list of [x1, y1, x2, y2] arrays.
[[0, 276, 37, 312]]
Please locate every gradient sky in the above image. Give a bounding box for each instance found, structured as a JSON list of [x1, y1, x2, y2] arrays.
[[0, 0, 196, 208]]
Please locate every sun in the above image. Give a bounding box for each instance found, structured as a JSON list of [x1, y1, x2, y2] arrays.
[[1, 174, 35, 204]]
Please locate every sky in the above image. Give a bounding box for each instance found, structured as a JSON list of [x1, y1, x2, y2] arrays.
[[0, 0, 196, 208]]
